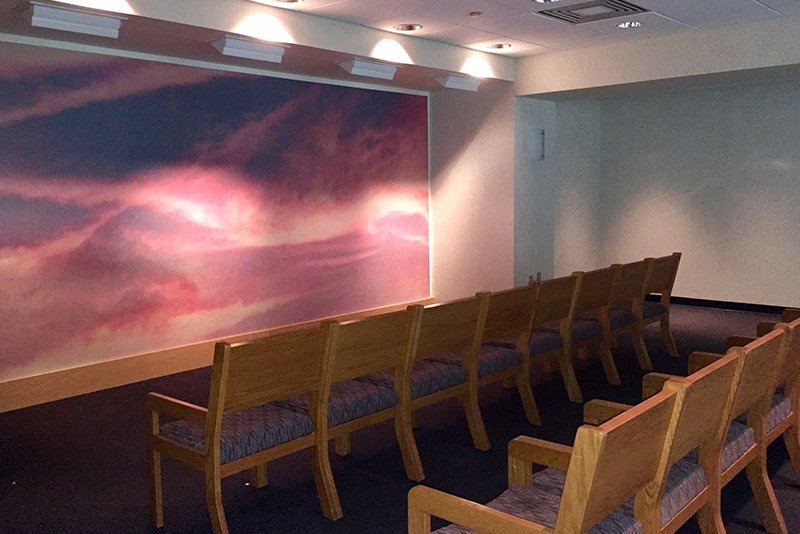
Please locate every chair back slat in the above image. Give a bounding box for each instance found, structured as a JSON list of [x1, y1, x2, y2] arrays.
[[779, 318, 800, 392], [531, 275, 579, 327], [611, 259, 650, 305], [217, 326, 331, 413], [481, 286, 536, 343], [730, 328, 787, 420], [573, 266, 618, 314], [664, 354, 740, 465], [556, 389, 677, 532], [644, 252, 681, 295], [416, 296, 485, 361], [332, 309, 417, 382]]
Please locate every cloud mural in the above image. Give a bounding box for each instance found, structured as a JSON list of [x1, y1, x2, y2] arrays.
[[0, 43, 429, 381]]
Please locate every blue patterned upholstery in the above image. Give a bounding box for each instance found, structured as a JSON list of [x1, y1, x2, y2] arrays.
[[434, 468, 642, 533], [643, 301, 667, 319], [686, 420, 755, 472], [432, 346, 522, 378], [276, 380, 398, 427], [160, 403, 312, 464], [609, 306, 637, 330], [570, 319, 604, 342], [613, 454, 707, 526], [657, 456, 708, 525], [535, 321, 562, 334], [356, 360, 466, 399], [767, 393, 792, 432], [483, 337, 517, 350], [529, 330, 563, 356]]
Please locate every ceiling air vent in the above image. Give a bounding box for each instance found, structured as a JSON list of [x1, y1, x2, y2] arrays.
[[538, 0, 648, 25]]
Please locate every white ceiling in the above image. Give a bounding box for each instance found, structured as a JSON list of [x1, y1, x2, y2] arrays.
[[255, 0, 800, 57]]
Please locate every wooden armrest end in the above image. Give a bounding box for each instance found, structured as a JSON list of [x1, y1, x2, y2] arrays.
[[783, 308, 800, 323], [408, 485, 548, 534], [688, 351, 724, 375], [727, 335, 756, 349], [642, 373, 675, 399], [146, 392, 207, 426], [508, 436, 572, 472], [583, 399, 633, 425], [756, 322, 777, 337]]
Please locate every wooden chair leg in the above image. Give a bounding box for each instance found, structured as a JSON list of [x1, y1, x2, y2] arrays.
[[334, 434, 351, 456], [557, 345, 583, 404], [249, 464, 268, 488], [312, 443, 343, 520], [745, 454, 788, 533], [408, 507, 432, 534], [410, 410, 419, 429], [631, 323, 653, 371], [782, 424, 800, 480], [508, 455, 532, 487], [461, 389, 490, 451], [394, 415, 425, 481], [204, 469, 229, 534], [597, 342, 622, 386], [696, 477, 726, 534], [515, 370, 541, 426], [147, 443, 164, 528], [661, 315, 679, 358]]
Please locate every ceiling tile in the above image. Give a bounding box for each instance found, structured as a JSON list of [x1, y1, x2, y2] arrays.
[[581, 11, 694, 39], [249, 0, 341, 10], [424, 25, 503, 46], [399, 0, 526, 23], [635, 0, 781, 28], [466, 12, 606, 46], [466, 37, 548, 57], [754, 0, 800, 16], [306, 0, 411, 25], [372, 14, 459, 36]]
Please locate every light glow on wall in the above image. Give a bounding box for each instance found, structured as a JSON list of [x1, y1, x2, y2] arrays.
[[371, 39, 413, 65], [460, 56, 494, 79], [51, 0, 135, 14], [233, 13, 295, 44]]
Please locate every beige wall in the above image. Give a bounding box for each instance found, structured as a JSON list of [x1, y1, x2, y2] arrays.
[[516, 15, 800, 97], [429, 82, 517, 300]]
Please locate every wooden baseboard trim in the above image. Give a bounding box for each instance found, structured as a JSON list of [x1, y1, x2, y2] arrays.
[[0, 298, 435, 414]]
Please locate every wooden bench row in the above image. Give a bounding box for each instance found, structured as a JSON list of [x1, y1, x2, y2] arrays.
[[410, 309, 800, 533], [144, 252, 681, 532]]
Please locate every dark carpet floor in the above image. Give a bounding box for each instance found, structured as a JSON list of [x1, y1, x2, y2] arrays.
[[1, 304, 798, 533]]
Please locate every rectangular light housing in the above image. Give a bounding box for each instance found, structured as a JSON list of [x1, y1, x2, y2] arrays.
[[212, 34, 287, 64], [30, 1, 125, 39], [436, 74, 481, 92], [339, 58, 397, 81]]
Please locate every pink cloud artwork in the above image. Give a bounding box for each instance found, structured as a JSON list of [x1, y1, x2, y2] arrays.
[[0, 43, 429, 381]]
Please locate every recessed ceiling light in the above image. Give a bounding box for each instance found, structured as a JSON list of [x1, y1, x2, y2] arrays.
[[488, 43, 511, 50], [392, 23, 422, 32], [534, 0, 560, 3], [616, 20, 642, 29], [468, 11, 482, 17]]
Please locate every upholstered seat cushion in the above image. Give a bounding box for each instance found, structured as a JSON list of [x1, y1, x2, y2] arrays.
[[657, 456, 708, 525], [570, 319, 604, 342], [535, 321, 562, 333], [356, 360, 466, 399], [767, 393, 792, 432], [643, 301, 667, 319], [434, 467, 641, 533], [275, 379, 398, 427], [160, 403, 312, 464], [529, 330, 563, 356], [686, 420, 755, 472], [609, 306, 637, 330], [431, 345, 522, 377]]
